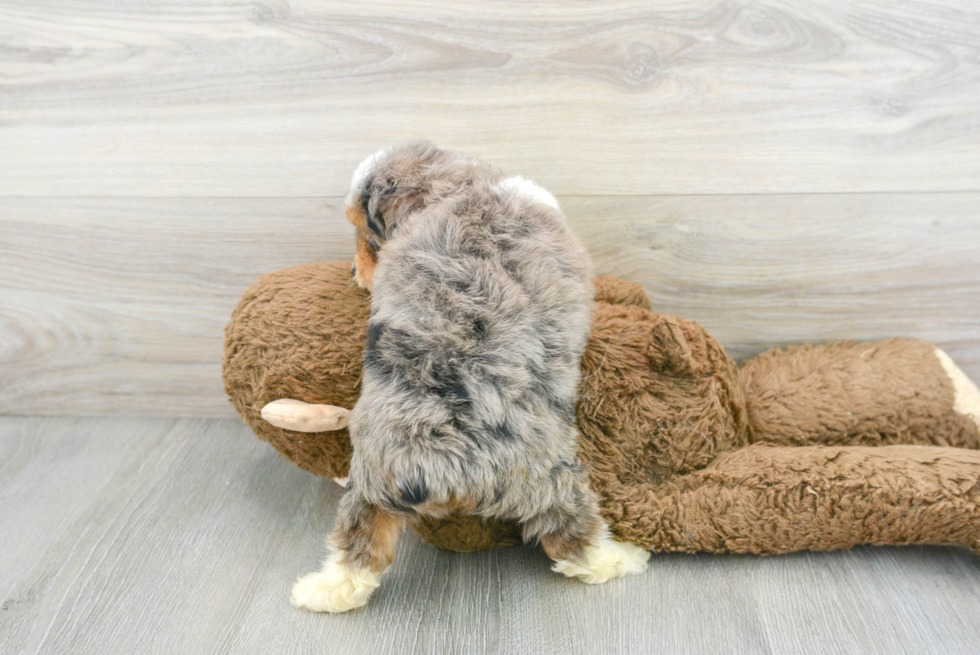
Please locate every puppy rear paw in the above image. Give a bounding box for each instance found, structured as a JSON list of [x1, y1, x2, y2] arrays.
[[290, 553, 381, 613], [552, 533, 650, 585]]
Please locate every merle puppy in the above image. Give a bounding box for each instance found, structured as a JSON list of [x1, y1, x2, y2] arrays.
[[291, 142, 649, 613]]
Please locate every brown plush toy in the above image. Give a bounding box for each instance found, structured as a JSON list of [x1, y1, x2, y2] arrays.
[[223, 262, 980, 555]]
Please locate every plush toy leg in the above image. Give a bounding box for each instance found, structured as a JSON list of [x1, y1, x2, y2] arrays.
[[935, 348, 980, 430], [291, 490, 404, 613], [618, 443, 980, 554], [740, 338, 980, 449]]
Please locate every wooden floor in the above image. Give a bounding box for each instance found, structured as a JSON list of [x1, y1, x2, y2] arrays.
[[3, 415, 980, 655], [3, 2, 980, 653], [2, 0, 979, 417]]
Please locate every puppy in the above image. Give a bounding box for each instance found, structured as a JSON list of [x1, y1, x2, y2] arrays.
[[291, 142, 649, 613]]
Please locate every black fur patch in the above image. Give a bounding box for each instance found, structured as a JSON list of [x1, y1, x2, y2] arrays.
[[365, 211, 387, 241], [430, 376, 470, 404], [363, 322, 393, 375], [472, 317, 488, 339], [397, 476, 429, 506], [427, 360, 471, 405], [366, 321, 386, 351], [387, 328, 428, 373], [359, 181, 373, 217], [449, 278, 471, 293], [447, 415, 467, 434], [549, 458, 583, 479], [486, 422, 514, 440], [361, 176, 399, 240]]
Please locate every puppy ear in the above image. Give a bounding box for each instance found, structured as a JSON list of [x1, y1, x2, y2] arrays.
[[362, 179, 389, 240], [364, 176, 406, 242]]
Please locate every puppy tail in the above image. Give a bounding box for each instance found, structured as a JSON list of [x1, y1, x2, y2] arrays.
[[396, 469, 429, 506]]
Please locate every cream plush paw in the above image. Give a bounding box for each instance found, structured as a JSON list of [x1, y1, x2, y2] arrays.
[[290, 552, 381, 613], [552, 531, 650, 584], [935, 348, 980, 429]]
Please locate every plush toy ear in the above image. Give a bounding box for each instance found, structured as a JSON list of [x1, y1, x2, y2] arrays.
[[260, 399, 350, 433]]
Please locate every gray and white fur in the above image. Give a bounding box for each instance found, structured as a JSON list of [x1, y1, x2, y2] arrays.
[[291, 142, 649, 614]]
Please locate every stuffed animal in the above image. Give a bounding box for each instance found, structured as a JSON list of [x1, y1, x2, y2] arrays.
[[223, 261, 980, 555]]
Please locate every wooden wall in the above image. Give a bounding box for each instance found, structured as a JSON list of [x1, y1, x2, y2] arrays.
[[2, 0, 978, 416]]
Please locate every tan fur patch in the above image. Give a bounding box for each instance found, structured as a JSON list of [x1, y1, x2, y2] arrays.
[[541, 530, 589, 563], [352, 233, 377, 290], [347, 205, 377, 289], [364, 511, 403, 574], [333, 507, 404, 575]]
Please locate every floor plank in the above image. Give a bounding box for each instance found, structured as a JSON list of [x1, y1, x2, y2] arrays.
[[0, 417, 314, 654], [2, 416, 980, 654], [0, 197, 351, 417], [2, 1, 979, 196], [754, 549, 980, 654], [1, 194, 977, 417]]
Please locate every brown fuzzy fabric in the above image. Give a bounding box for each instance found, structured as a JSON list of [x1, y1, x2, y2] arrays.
[[741, 339, 980, 449], [223, 263, 368, 479], [592, 275, 651, 311], [224, 262, 980, 554]]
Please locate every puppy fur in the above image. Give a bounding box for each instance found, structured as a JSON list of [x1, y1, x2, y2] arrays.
[[292, 142, 649, 613]]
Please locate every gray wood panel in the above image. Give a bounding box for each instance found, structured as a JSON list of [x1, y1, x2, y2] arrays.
[[2, 194, 978, 417], [755, 548, 980, 653], [2, 1, 980, 196], [569, 193, 980, 376], [2, 415, 980, 654], [0, 197, 354, 416]]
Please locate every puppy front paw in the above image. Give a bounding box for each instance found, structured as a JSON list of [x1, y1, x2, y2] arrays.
[[290, 553, 381, 613], [552, 533, 650, 585]]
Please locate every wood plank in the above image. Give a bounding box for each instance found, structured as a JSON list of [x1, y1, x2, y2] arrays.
[[568, 193, 980, 377], [2, 193, 978, 417], [0, 416, 179, 621], [754, 547, 980, 654], [0, 417, 315, 654], [4, 416, 980, 654], [2, 1, 980, 196], [0, 197, 354, 416]]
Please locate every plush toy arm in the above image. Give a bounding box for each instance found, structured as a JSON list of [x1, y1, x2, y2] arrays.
[[740, 338, 980, 449], [260, 399, 350, 432], [611, 443, 980, 555]]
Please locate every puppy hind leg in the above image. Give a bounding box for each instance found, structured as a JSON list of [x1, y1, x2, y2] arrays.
[[526, 470, 650, 584], [291, 489, 405, 613]]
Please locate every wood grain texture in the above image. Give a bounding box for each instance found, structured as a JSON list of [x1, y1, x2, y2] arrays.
[[5, 3, 979, 649], [2, 193, 978, 417], [3, 416, 980, 655], [755, 548, 980, 653], [2, 0, 980, 196], [568, 193, 980, 377], [0, 197, 354, 416]]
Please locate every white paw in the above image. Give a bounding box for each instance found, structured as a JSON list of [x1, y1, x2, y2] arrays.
[[290, 552, 381, 613], [552, 531, 650, 585]]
